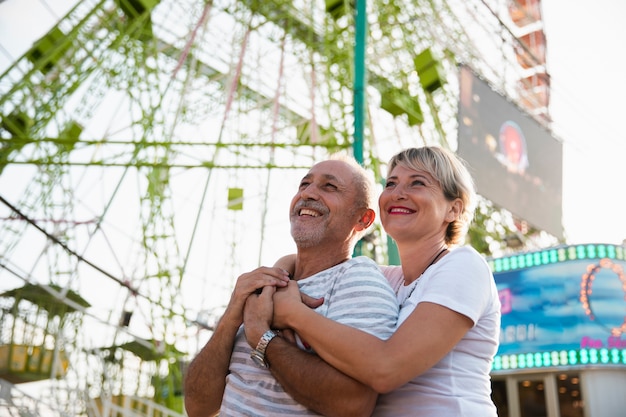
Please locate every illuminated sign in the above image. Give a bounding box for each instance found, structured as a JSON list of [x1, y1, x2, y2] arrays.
[[457, 65, 563, 238], [488, 243, 626, 372]]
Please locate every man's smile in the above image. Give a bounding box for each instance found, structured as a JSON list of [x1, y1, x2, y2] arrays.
[[299, 208, 321, 217]]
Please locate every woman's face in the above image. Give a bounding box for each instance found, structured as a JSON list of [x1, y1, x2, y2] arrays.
[[379, 164, 456, 244]]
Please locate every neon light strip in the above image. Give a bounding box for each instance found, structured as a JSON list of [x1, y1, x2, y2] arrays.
[[492, 348, 626, 371], [488, 244, 625, 273]]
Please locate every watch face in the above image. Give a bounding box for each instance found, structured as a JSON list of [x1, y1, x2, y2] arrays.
[[250, 350, 268, 368]]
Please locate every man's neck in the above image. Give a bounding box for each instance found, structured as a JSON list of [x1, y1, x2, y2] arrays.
[[292, 247, 352, 280]]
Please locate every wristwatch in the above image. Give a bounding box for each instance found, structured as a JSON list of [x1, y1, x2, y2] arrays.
[[250, 330, 279, 368]]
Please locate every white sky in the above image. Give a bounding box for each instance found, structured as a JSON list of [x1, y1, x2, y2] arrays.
[[1, 0, 625, 246], [542, 0, 626, 245]]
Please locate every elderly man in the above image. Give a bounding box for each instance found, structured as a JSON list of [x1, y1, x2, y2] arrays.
[[184, 155, 398, 416]]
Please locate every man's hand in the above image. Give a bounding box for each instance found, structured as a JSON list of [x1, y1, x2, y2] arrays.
[[243, 285, 276, 347]]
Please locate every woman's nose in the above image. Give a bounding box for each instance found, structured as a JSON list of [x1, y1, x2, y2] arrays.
[[390, 185, 407, 200]]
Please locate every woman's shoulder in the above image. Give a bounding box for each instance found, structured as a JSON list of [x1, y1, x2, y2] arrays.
[[443, 246, 496, 294], [447, 245, 489, 267], [439, 246, 494, 284], [449, 245, 481, 256]]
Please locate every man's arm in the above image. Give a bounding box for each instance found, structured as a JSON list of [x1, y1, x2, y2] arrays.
[[244, 290, 378, 417], [267, 337, 378, 417], [184, 267, 290, 417], [183, 313, 240, 417]]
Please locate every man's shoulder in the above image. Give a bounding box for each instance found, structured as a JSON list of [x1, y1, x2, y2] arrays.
[[341, 256, 388, 280], [339, 257, 395, 293], [307, 256, 388, 290], [328, 257, 398, 336], [344, 255, 380, 269]]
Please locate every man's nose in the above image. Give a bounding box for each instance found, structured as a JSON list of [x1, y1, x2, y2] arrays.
[[299, 184, 320, 200]]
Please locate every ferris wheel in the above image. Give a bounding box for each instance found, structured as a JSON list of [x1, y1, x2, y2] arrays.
[[0, 0, 550, 415]]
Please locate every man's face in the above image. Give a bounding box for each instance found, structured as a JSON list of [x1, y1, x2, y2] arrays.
[[289, 160, 361, 249]]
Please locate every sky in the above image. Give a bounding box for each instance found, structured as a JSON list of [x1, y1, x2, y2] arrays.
[[540, 0, 626, 245], [0, 0, 625, 247]]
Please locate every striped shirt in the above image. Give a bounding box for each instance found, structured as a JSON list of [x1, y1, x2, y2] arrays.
[[219, 256, 399, 416]]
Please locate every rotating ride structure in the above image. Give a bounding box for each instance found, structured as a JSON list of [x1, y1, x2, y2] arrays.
[[0, 0, 550, 415]]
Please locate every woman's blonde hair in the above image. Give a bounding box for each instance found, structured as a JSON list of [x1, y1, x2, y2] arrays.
[[387, 146, 477, 245]]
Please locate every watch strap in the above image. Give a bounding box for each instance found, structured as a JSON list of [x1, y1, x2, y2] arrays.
[[250, 330, 279, 368]]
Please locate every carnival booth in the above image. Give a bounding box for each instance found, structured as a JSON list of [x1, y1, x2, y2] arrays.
[[488, 243, 626, 417]]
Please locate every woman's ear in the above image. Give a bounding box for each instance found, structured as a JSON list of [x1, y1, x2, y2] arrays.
[[446, 199, 463, 223]]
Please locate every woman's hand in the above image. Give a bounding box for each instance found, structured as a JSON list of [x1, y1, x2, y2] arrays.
[[244, 278, 323, 348], [301, 292, 324, 310], [225, 267, 290, 326], [272, 281, 323, 328]]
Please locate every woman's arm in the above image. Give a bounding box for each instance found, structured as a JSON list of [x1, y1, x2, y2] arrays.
[[272, 281, 472, 393], [244, 287, 378, 417], [274, 254, 296, 274]]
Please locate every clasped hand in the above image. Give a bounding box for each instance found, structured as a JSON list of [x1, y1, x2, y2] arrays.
[[243, 278, 323, 348]]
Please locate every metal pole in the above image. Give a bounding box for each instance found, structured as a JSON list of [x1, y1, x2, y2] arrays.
[[353, 0, 366, 165], [352, 0, 367, 257]]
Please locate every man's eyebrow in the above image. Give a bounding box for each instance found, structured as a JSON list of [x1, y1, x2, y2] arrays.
[[301, 173, 341, 182], [322, 173, 350, 188], [321, 173, 340, 182], [300, 172, 348, 187]]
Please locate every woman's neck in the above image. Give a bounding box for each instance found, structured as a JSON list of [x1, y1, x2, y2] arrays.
[[398, 240, 448, 285]]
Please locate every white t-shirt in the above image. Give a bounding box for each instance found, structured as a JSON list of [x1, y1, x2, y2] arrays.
[[220, 256, 399, 416], [375, 246, 501, 417]]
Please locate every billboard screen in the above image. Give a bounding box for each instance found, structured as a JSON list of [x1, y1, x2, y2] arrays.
[[458, 65, 563, 238], [490, 244, 626, 372]]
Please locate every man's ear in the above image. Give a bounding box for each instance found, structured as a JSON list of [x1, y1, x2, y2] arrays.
[[357, 208, 376, 230]]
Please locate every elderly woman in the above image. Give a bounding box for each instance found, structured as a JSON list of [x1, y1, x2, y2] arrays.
[[257, 146, 501, 416]]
